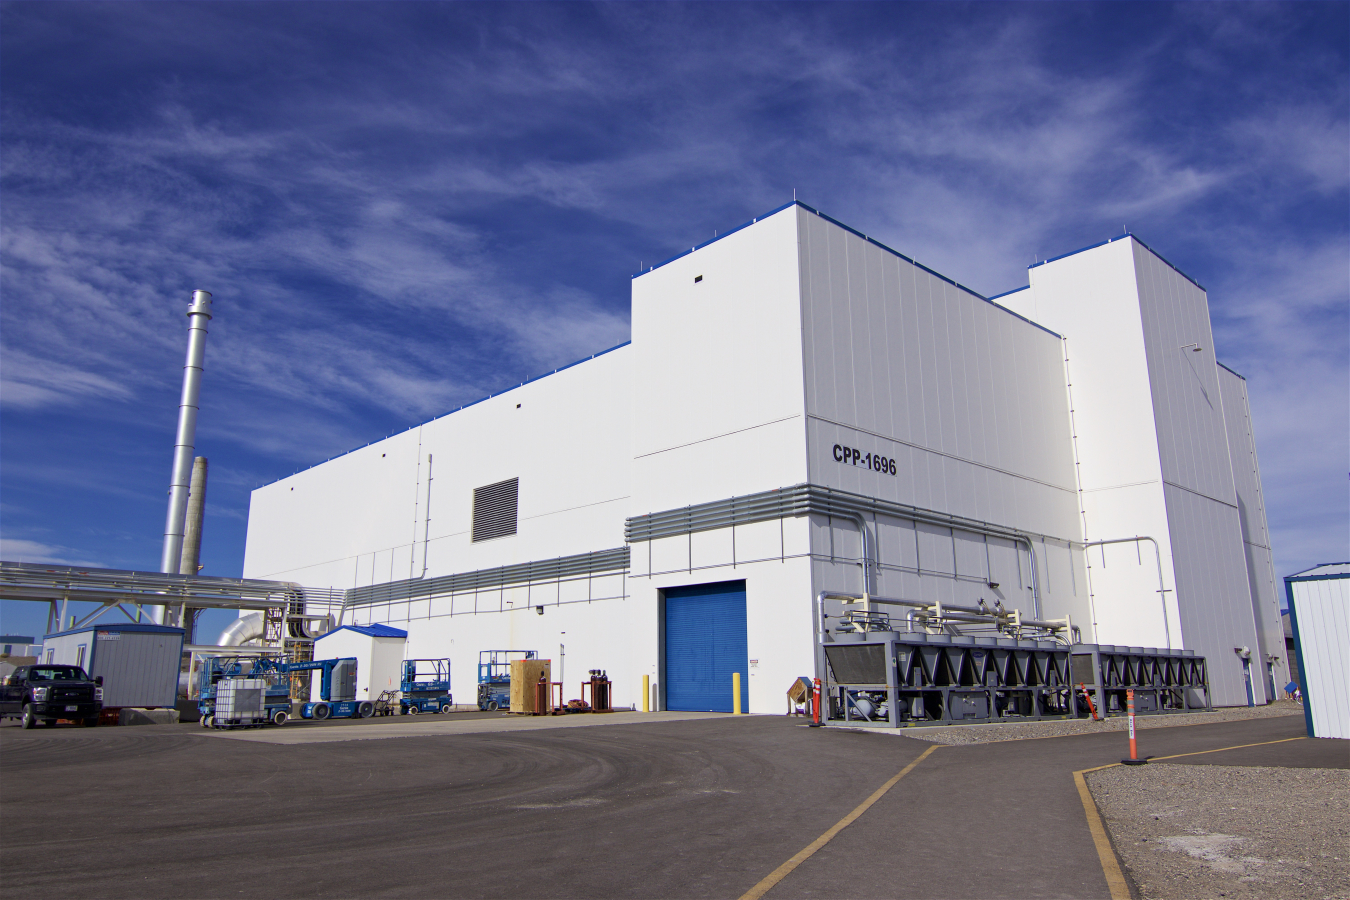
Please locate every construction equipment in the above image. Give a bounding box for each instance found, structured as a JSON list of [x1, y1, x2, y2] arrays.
[[288, 657, 371, 720], [400, 659, 453, 714], [197, 655, 294, 726], [477, 650, 536, 710]]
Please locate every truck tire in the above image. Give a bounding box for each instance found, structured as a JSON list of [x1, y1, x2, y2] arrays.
[[312, 703, 331, 720], [407, 704, 420, 715], [440, 702, 453, 714], [271, 710, 289, 726], [82, 717, 98, 727], [487, 700, 499, 711], [357, 701, 374, 719], [21, 704, 36, 729]]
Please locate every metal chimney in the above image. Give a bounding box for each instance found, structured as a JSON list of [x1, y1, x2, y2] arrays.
[[179, 456, 209, 575], [161, 290, 212, 574]]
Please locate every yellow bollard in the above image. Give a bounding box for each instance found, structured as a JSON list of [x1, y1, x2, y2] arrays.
[[733, 672, 742, 715], [642, 674, 650, 712]]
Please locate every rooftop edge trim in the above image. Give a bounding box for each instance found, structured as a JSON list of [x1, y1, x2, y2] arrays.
[[634, 200, 1060, 339], [1029, 233, 1206, 292]]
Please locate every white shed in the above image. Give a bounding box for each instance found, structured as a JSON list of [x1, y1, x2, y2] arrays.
[[310, 624, 406, 702], [1286, 563, 1349, 739]]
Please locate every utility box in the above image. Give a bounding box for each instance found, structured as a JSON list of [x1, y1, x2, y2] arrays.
[[215, 678, 266, 727], [509, 659, 551, 713], [310, 624, 406, 703], [41, 623, 184, 708]]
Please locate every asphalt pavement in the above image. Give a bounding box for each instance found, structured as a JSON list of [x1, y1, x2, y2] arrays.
[[0, 710, 1334, 899]]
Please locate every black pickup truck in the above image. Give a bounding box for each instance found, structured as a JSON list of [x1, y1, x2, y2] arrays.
[[1, 665, 103, 728]]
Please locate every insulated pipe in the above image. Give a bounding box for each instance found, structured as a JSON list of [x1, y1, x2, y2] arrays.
[[1084, 536, 1171, 650], [809, 488, 1041, 619], [161, 291, 213, 575], [217, 612, 265, 647], [819, 507, 873, 595]]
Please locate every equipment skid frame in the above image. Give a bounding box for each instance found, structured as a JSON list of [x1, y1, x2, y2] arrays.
[[822, 633, 1210, 728]]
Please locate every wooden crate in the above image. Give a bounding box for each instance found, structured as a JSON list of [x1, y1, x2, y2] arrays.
[[509, 659, 552, 713]]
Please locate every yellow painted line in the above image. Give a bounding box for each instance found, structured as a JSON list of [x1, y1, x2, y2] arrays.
[[1073, 734, 1309, 900], [1148, 735, 1305, 761], [1073, 766, 1131, 900], [738, 744, 940, 900]]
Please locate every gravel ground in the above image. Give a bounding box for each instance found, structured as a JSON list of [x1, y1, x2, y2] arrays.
[[1088, 763, 1350, 900], [872, 701, 1303, 745]]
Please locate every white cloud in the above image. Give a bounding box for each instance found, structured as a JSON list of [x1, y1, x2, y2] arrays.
[[0, 539, 105, 568]]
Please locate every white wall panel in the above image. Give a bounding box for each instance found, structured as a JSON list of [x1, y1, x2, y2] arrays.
[[796, 208, 1079, 544], [1217, 365, 1288, 690], [244, 346, 632, 587], [1134, 244, 1236, 504], [630, 206, 808, 514], [1289, 575, 1350, 739], [1164, 483, 1265, 706]]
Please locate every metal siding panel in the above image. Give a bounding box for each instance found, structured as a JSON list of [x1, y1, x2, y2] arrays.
[[953, 531, 988, 582], [900, 261, 926, 448], [1216, 367, 1285, 685], [1165, 484, 1262, 705], [1293, 579, 1350, 738]]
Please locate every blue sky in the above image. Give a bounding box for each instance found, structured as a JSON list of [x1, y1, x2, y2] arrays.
[[2, 1, 1346, 642]]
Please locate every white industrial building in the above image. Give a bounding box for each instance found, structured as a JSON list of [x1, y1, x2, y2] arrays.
[[242, 201, 1285, 712]]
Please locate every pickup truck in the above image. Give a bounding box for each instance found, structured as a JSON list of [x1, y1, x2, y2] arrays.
[[0, 665, 103, 728]]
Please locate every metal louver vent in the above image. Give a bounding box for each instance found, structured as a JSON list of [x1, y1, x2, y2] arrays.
[[472, 478, 519, 542]]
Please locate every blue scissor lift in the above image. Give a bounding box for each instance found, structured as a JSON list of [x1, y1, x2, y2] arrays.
[[400, 659, 453, 714], [477, 650, 536, 710]]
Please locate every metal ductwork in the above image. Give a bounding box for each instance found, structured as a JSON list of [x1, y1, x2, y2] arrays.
[[217, 612, 264, 647]]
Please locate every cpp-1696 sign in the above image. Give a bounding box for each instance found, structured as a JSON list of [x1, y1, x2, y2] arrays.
[[833, 444, 896, 476]]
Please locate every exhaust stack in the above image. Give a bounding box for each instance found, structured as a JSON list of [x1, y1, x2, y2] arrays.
[[161, 290, 213, 574]]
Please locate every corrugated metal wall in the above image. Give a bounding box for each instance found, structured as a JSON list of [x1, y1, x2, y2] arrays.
[[1217, 365, 1286, 693], [795, 207, 1085, 624], [1288, 574, 1349, 739], [1133, 243, 1264, 705], [92, 631, 182, 708]]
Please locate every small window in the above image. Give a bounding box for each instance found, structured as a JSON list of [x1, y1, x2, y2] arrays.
[[472, 478, 519, 542], [694, 275, 703, 283], [75, 644, 87, 669]]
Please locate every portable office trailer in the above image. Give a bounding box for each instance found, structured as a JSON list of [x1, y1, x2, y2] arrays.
[[310, 624, 407, 703], [1286, 564, 1349, 739], [40, 623, 185, 708]]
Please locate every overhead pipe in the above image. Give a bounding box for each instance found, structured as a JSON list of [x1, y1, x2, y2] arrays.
[[161, 291, 213, 576], [806, 486, 1042, 619], [217, 612, 265, 647]]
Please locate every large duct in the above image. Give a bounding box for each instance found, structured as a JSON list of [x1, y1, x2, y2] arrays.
[[161, 291, 213, 575], [217, 612, 265, 647]]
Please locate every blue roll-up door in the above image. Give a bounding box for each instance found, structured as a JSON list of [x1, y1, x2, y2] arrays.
[[664, 580, 748, 712]]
